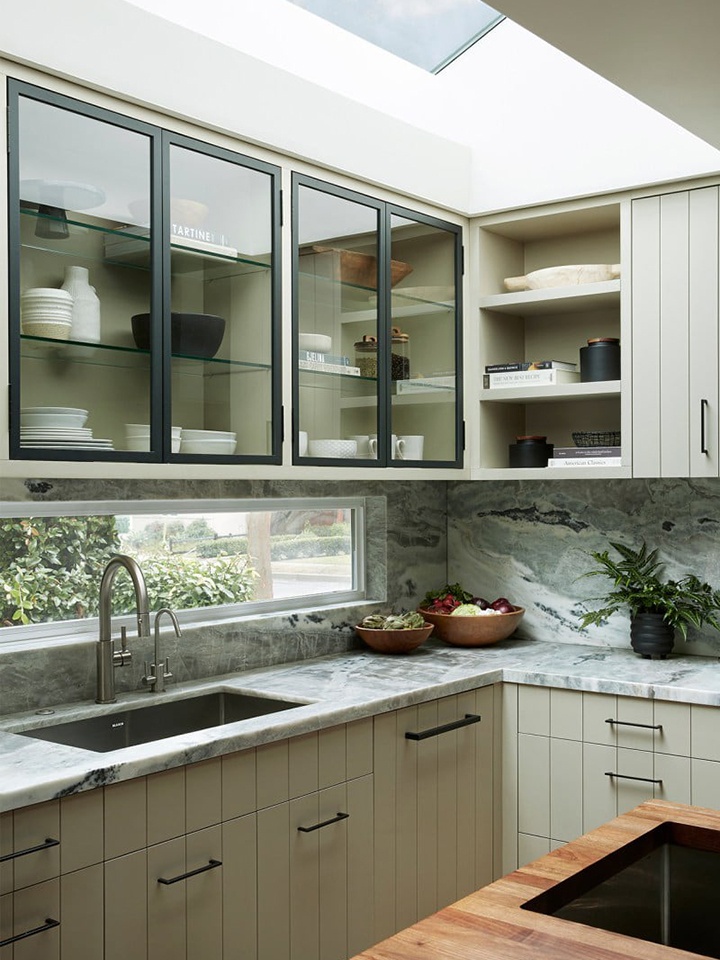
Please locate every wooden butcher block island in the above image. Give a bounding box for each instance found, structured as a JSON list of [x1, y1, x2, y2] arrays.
[[355, 800, 720, 960]]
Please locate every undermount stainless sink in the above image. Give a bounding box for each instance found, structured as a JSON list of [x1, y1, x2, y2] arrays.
[[524, 820, 720, 959], [20, 692, 305, 753]]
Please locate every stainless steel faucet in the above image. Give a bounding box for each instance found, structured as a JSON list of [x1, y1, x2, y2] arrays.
[[96, 555, 151, 704], [142, 608, 181, 693]]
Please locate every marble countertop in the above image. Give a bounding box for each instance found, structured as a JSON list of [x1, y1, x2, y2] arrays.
[[2, 638, 720, 812]]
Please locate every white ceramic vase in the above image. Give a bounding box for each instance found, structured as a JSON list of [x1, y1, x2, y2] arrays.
[[62, 266, 101, 342]]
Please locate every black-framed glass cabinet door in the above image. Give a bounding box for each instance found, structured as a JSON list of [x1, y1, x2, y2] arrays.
[[292, 174, 463, 468], [8, 81, 282, 464], [163, 133, 281, 462], [8, 81, 163, 461]]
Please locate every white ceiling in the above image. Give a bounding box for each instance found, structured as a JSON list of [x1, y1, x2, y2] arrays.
[[490, 0, 720, 152]]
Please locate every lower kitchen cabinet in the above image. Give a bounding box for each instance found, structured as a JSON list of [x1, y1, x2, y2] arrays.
[[511, 685, 703, 868], [373, 687, 495, 943], [256, 775, 374, 960]]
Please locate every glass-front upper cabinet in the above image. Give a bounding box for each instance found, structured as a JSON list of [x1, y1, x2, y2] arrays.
[[388, 208, 462, 465], [292, 175, 463, 467], [9, 82, 161, 460], [165, 135, 280, 461], [293, 178, 383, 463], [8, 82, 281, 463]]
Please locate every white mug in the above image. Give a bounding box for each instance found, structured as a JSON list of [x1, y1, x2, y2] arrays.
[[396, 435, 425, 460], [298, 431, 308, 456], [369, 434, 397, 458], [348, 435, 372, 458]]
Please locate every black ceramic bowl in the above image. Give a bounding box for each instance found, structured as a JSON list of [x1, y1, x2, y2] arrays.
[[131, 313, 226, 359]]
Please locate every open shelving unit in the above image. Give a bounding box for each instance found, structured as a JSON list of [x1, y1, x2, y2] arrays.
[[473, 201, 631, 479]]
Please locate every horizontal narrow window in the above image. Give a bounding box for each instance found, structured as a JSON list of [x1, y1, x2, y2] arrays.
[[0, 498, 365, 641]]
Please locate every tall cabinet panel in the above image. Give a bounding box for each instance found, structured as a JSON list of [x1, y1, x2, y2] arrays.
[[632, 187, 719, 478], [292, 175, 463, 468], [9, 81, 162, 462]]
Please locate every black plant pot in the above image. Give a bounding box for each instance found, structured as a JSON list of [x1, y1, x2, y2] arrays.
[[630, 611, 675, 659]]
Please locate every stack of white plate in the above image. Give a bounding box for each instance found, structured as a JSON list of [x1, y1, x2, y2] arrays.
[[125, 423, 182, 454], [20, 407, 114, 450], [21, 289, 74, 341], [180, 428, 237, 455]]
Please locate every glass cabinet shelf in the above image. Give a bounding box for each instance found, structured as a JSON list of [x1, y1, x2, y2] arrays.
[[20, 207, 152, 242], [20, 335, 270, 376], [298, 366, 376, 383]]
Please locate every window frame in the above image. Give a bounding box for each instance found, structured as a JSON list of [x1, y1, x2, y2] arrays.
[[0, 497, 367, 646]]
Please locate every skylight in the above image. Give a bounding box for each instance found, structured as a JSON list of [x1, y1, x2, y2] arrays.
[[285, 0, 504, 73]]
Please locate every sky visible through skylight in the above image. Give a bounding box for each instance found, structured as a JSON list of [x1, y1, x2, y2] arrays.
[[285, 0, 503, 72]]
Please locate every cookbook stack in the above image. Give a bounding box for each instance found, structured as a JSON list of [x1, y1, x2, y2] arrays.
[[483, 359, 578, 389], [549, 446, 621, 468]]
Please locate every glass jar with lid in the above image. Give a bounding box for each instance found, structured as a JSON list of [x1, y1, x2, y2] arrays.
[[354, 327, 410, 381]]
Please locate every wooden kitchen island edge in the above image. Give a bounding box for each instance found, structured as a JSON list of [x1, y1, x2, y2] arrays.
[[353, 799, 720, 960]]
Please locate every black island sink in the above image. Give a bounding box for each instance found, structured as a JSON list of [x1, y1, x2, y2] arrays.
[[523, 820, 720, 959], [20, 691, 305, 753]]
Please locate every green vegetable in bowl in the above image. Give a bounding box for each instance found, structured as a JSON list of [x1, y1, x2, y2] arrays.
[[422, 583, 473, 608], [359, 611, 427, 630], [451, 603, 485, 617]]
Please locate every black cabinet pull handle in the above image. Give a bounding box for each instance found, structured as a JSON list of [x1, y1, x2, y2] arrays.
[[605, 772, 662, 785], [298, 812, 349, 833], [0, 917, 59, 947], [605, 719, 662, 731], [405, 713, 481, 741], [0, 837, 59, 863], [701, 398, 709, 455], [158, 859, 222, 885]]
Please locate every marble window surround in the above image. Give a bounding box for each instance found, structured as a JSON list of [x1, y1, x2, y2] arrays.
[[3, 474, 720, 717], [0, 478, 448, 715]]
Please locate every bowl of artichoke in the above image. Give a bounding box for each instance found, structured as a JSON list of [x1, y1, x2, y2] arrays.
[[355, 611, 433, 654]]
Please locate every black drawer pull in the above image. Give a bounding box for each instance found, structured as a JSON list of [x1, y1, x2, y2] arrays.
[[0, 917, 59, 947], [158, 859, 222, 885], [605, 772, 662, 785], [0, 837, 59, 863], [298, 812, 349, 833], [605, 719, 662, 731], [405, 713, 482, 741]]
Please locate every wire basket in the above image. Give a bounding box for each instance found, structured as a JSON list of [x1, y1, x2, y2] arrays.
[[572, 430, 621, 448]]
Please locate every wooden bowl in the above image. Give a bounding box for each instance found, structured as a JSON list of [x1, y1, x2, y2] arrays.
[[417, 607, 525, 647], [355, 623, 433, 654], [310, 246, 413, 289]]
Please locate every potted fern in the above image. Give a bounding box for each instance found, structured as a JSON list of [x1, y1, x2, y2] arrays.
[[578, 542, 720, 659]]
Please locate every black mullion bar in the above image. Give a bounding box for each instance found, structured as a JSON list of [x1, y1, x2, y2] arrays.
[[157, 131, 170, 462], [7, 80, 21, 461], [378, 204, 391, 467]]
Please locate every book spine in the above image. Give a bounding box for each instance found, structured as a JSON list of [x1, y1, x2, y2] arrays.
[[553, 447, 621, 458], [548, 457, 622, 468], [298, 359, 360, 376], [483, 370, 580, 388], [299, 351, 350, 365], [484, 360, 576, 373]]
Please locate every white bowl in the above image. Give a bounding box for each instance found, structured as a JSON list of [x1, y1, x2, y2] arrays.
[[180, 429, 237, 440], [21, 320, 72, 340], [180, 439, 237, 455], [21, 411, 89, 429], [308, 439, 358, 458], [299, 333, 332, 354], [21, 288, 73, 301], [23, 407, 88, 415], [124, 424, 181, 437]]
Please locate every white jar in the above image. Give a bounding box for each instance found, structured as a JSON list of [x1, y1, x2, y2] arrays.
[[62, 266, 101, 342]]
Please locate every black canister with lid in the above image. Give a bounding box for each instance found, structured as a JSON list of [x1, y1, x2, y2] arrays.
[[508, 435, 553, 468], [580, 337, 621, 382]]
